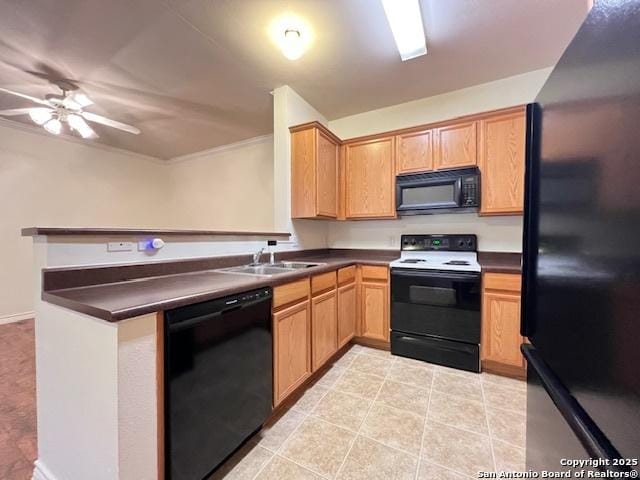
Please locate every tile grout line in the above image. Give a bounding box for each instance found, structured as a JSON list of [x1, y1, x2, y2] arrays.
[[333, 353, 396, 479], [480, 378, 499, 473], [252, 346, 363, 480], [415, 363, 436, 480]]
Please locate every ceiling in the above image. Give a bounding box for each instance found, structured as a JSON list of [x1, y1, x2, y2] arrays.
[[0, 0, 589, 159]]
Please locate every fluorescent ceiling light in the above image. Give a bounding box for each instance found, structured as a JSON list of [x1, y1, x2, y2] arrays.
[[381, 0, 427, 61]]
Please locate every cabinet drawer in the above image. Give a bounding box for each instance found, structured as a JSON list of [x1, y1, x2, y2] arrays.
[[311, 271, 337, 295], [484, 273, 521, 293], [337, 266, 356, 285], [360, 265, 389, 282], [273, 279, 310, 309]]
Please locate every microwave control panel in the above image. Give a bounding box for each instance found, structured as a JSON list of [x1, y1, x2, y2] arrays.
[[401, 234, 477, 252], [461, 175, 479, 207]]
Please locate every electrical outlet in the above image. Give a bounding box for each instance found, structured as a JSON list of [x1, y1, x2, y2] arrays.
[[107, 241, 135, 252]]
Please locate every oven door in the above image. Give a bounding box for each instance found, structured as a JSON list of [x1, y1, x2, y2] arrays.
[[396, 175, 462, 213], [391, 269, 481, 343]]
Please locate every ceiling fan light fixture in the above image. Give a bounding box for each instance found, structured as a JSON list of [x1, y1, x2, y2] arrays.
[[43, 118, 62, 135], [28, 108, 53, 125], [67, 114, 96, 139], [381, 0, 427, 61]]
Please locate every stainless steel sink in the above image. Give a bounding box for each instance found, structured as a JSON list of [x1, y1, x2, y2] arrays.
[[215, 262, 326, 277], [271, 261, 326, 269]]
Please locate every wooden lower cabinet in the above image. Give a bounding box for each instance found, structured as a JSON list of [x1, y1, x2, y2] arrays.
[[481, 273, 525, 378], [337, 282, 356, 348], [358, 265, 390, 342], [311, 289, 338, 372], [273, 299, 311, 406]]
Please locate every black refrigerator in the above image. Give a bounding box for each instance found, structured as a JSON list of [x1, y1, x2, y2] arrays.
[[521, 0, 640, 474]]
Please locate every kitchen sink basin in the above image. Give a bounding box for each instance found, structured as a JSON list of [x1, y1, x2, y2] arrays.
[[216, 262, 326, 277], [271, 261, 326, 269]]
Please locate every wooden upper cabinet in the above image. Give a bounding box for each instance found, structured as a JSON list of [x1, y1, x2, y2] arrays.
[[396, 129, 433, 175], [344, 136, 396, 219], [435, 121, 478, 170], [479, 108, 526, 215], [290, 123, 339, 219]]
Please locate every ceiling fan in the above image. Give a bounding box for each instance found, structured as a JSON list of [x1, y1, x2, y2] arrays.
[[0, 84, 140, 139]]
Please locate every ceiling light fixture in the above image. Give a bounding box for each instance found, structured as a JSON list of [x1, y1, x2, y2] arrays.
[[282, 29, 304, 60], [43, 118, 62, 135], [381, 0, 427, 61], [270, 13, 312, 61], [28, 108, 53, 125], [67, 114, 97, 139]]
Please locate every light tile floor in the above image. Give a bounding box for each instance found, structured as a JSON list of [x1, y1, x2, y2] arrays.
[[210, 344, 526, 480]]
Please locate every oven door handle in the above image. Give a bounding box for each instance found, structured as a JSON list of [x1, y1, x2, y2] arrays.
[[391, 269, 480, 282]]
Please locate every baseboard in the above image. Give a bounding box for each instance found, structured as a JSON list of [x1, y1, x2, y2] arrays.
[[0, 311, 34, 325], [482, 359, 526, 380], [32, 460, 57, 480], [352, 336, 390, 350]]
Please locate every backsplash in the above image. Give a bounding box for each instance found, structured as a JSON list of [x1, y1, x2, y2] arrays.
[[326, 214, 523, 252]]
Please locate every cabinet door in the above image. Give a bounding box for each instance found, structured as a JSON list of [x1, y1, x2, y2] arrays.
[[396, 129, 433, 174], [337, 282, 356, 349], [435, 121, 477, 170], [344, 137, 396, 218], [311, 289, 338, 371], [273, 300, 311, 405], [316, 129, 339, 217], [360, 282, 389, 341], [291, 128, 317, 218], [479, 110, 526, 215], [481, 291, 524, 368]]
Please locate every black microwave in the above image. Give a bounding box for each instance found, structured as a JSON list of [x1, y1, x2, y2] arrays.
[[396, 167, 480, 215]]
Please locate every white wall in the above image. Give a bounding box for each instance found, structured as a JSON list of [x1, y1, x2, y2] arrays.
[[326, 68, 553, 252], [0, 123, 277, 321], [165, 135, 274, 231], [0, 123, 169, 321], [272, 86, 329, 248]]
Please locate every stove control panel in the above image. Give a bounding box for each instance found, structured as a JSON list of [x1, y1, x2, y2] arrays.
[[400, 234, 477, 252]]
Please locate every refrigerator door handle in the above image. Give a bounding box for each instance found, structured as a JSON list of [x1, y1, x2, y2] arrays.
[[521, 344, 627, 471], [521, 102, 539, 338]]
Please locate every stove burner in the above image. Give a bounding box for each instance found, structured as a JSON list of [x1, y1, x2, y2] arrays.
[[443, 260, 470, 266], [401, 259, 427, 264]]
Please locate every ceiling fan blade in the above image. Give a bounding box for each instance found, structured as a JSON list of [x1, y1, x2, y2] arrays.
[[67, 114, 98, 139], [0, 87, 51, 106], [81, 111, 140, 135], [0, 108, 39, 116]]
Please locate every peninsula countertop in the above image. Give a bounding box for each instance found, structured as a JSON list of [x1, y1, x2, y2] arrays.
[[41, 249, 521, 322]]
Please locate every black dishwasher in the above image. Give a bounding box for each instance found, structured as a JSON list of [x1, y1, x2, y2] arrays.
[[164, 288, 273, 480]]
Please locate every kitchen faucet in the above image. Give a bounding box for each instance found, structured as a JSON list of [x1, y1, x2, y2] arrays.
[[252, 247, 264, 265]]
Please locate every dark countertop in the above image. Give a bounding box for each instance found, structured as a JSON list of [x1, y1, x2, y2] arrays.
[[43, 252, 396, 322], [42, 249, 520, 322], [478, 252, 522, 274]]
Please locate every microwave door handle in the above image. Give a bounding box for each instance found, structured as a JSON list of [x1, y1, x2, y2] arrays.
[[454, 177, 463, 205]]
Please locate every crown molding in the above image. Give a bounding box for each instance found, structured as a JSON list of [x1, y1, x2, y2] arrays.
[[0, 117, 165, 165], [167, 133, 273, 165]]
